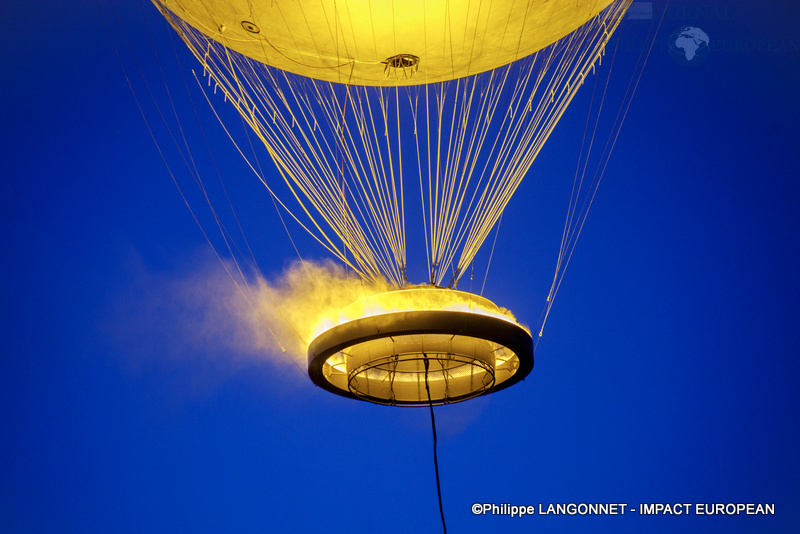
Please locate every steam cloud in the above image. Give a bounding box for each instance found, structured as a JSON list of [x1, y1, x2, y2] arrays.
[[241, 259, 391, 362], [108, 254, 390, 371]]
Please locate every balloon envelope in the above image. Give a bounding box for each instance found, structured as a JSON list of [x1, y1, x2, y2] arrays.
[[156, 0, 616, 85]]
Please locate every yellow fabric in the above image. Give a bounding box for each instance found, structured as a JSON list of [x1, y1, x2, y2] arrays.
[[158, 0, 615, 86]]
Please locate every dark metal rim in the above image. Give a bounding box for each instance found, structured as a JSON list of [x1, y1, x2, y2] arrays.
[[307, 309, 534, 405]]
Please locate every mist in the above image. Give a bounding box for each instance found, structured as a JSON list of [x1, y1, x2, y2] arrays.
[[106, 252, 390, 374]]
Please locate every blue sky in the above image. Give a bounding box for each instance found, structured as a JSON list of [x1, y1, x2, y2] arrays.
[[1, 1, 799, 532]]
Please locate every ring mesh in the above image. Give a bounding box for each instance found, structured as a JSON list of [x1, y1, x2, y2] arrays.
[[322, 333, 503, 404]]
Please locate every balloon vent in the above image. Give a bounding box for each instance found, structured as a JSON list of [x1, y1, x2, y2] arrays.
[[241, 21, 260, 34], [382, 54, 420, 78]]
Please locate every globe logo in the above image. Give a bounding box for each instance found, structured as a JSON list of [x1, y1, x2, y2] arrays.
[[668, 26, 710, 66]]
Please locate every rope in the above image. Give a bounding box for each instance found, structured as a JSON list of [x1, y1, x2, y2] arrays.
[[153, 0, 631, 288]]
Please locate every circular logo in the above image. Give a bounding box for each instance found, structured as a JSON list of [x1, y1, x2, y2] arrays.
[[668, 26, 710, 66]]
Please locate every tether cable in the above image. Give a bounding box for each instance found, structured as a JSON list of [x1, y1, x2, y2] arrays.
[[424, 356, 447, 533]]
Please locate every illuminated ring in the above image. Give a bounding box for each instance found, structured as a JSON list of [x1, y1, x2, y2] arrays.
[[308, 310, 533, 406]]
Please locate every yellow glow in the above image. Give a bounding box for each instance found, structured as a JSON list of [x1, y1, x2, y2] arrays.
[[245, 264, 527, 369], [300, 280, 530, 403], [311, 285, 527, 340], [240, 260, 391, 363]]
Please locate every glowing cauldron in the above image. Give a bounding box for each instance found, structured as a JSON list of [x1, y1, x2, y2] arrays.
[[308, 286, 533, 406]]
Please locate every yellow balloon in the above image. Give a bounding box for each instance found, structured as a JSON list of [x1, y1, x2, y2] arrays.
[[156, 0, 616, 85], [143, 0, 633, 403]]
